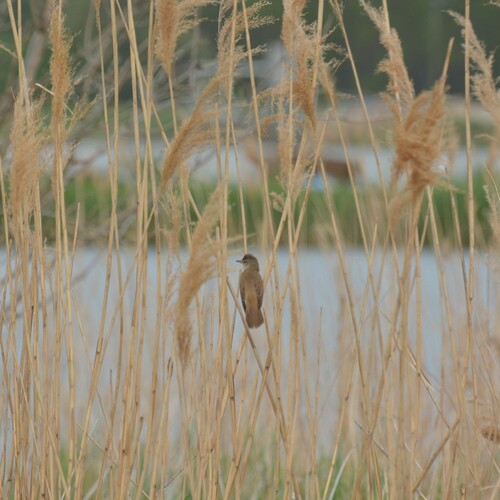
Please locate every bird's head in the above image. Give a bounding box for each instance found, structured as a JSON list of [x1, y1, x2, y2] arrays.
[[237, 253, 260, 270]]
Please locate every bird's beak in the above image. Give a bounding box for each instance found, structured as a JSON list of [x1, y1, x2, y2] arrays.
[[236, 259, 243, 263]]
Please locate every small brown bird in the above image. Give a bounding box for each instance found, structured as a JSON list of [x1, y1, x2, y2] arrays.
[[237, 253, 264, 328]]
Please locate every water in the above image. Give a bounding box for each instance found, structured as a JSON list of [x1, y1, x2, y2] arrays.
[[2, 246, 499, 454], [4, 247, 494, 382]]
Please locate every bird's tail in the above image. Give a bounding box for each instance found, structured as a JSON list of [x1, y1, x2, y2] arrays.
[[246, 307, 264, 328]]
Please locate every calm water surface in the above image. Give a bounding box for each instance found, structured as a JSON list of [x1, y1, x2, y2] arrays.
[[62, 247, 498, 378], [2, 247, 499, 443]]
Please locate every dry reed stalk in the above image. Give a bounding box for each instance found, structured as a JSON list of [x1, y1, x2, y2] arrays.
[[217, 2, 270, 465], [325, 15, 396, 478], [104, 1, 183, 494], [332, 0, 408, 373], [48, 2, 74, 492], [259, 2, 341, 493], [5, 0, 500, 496], [392, 76, 448, 500], [458, 2, 482, 489], [349, 4, 452, 496], [330, 14, 409, 431], [6, 94, 48, 496], [74, 2, 130, 498]]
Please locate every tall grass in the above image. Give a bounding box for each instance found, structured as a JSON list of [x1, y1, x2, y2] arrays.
[[1, 0, 499, 498]]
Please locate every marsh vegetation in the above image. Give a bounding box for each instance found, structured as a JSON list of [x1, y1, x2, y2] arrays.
[[1, 0, 500, 498]]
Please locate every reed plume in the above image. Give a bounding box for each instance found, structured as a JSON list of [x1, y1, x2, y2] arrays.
[[8, 97, 46, 242], [392, 83, 446, 198], [174, 187, 221, 365], [361, 0, 414, 113], [363, 1, 448, 226], [158, 75, 220, 189], [156, 0, 179, 79], [159, 1, 269, 189], [49, 3, 73, 135], [452, 13, 500, 135], [282, 0, 316, 125], [155, 0, 215, 79]]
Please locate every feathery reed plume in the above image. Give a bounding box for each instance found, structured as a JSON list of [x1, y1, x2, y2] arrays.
[[156, 0, 178, 78], [388, 80, 448, 230], [49, 1, 88, 179], [270, 0, 339, 195], [8, 97, 46, 241], [217, 0, 270, 84], [273, 0, 338, 195], [281, 0, 317, 125], [451, 13, 500, 135], [155, 0, 215, 79], [363, 0, 449, 225], [392, 83, 446, 198], [360, 0, 414, 113], [159, 1, 269, 190], [49, 3, 73, 135], [159, 75, 220, 189], [175, 187, 221, 365]]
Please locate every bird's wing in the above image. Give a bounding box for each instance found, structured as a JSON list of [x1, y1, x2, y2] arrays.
[[239, 277, 247, 312], [256, 276, 264, 309]]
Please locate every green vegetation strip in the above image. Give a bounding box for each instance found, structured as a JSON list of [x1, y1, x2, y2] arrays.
[[0, 172, 494, 247]]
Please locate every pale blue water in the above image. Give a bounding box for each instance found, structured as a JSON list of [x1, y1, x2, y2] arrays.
[[1, 246, 498, 452], [7, 247, 491, 379]]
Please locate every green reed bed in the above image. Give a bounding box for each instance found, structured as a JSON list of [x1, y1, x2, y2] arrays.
[[0, 172, 494, 247]]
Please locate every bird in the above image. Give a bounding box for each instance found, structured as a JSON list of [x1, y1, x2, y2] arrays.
[[237, 253, 264, 328]]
